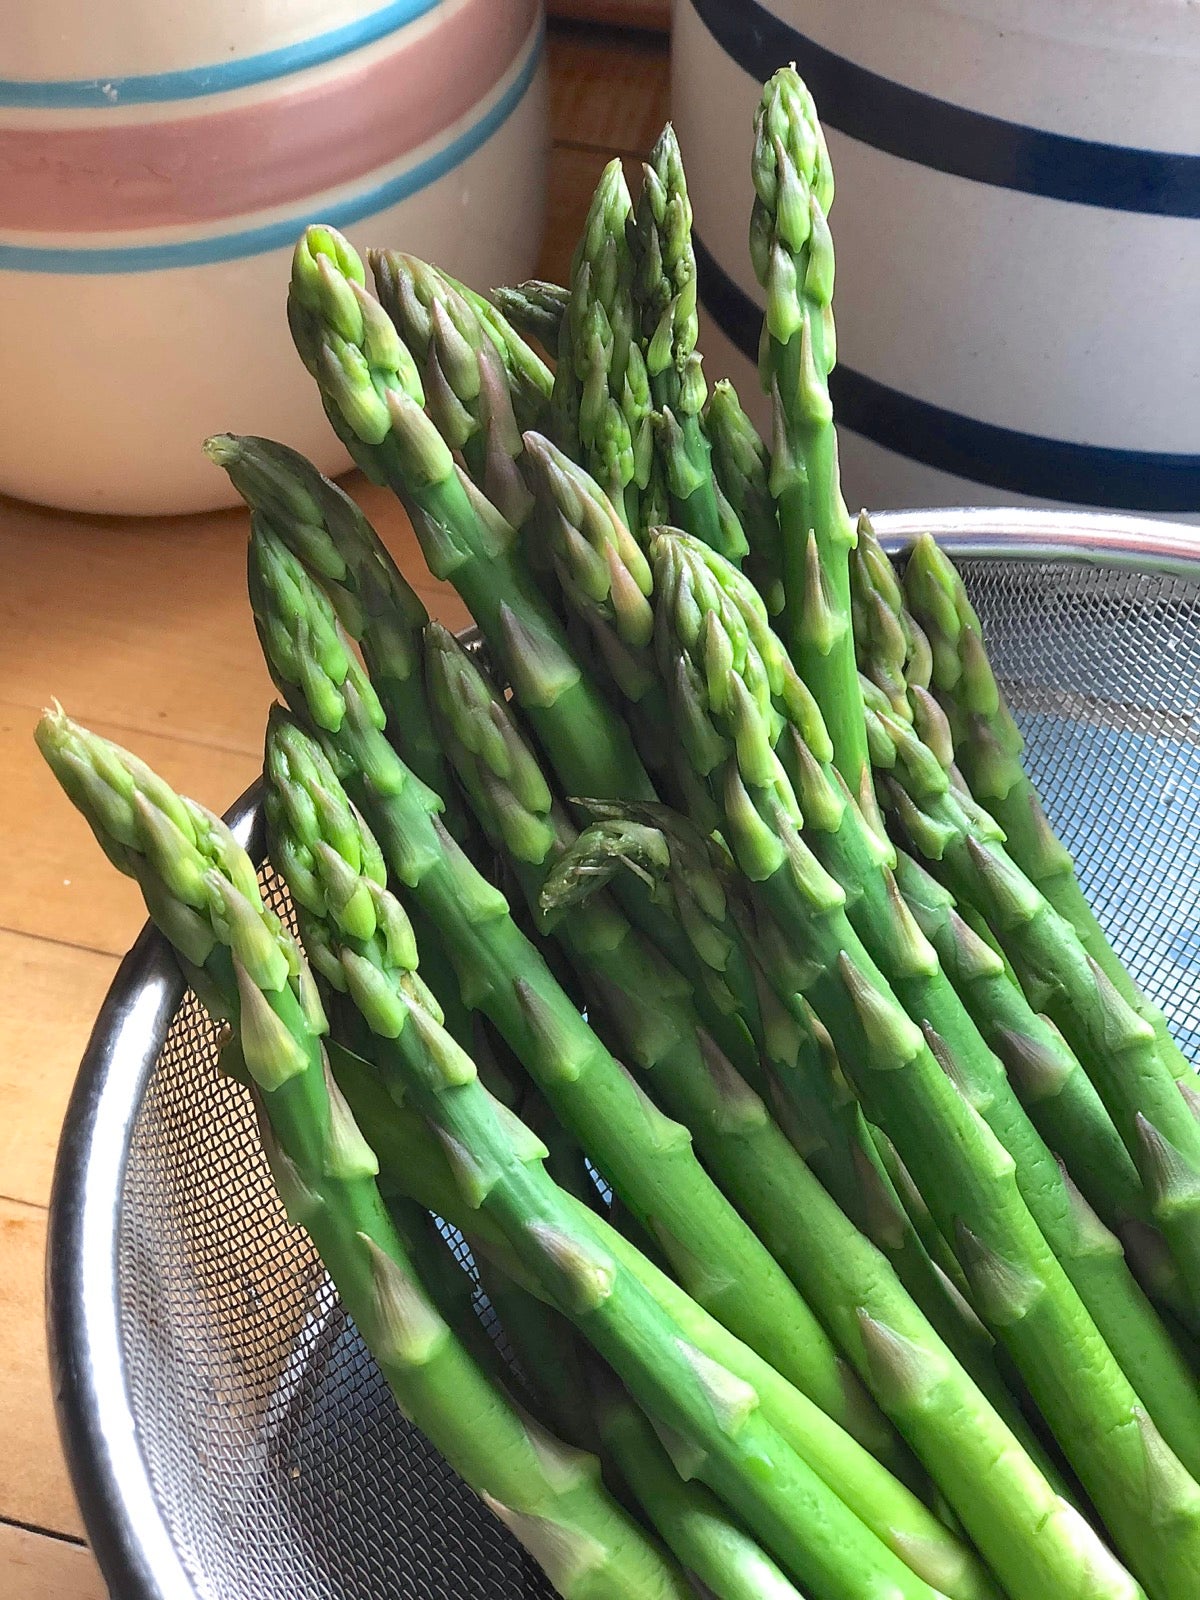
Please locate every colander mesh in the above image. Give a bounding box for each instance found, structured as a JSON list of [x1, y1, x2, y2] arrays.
[[116, 557, 1200, 1599]]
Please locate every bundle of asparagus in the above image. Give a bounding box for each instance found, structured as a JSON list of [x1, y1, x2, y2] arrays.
[[39, 64, 1200, 1600]]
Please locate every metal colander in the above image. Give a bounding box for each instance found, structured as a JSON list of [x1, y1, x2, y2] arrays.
[[49, 508, 1200, 1600]]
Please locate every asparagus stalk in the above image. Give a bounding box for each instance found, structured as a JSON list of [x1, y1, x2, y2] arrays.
[[849, 517, 935, 724], [546, 804, 1076, 1505], [843, 539, 1200, 1434], [893, 849, 1193, 1324], [750, 68, 867, 790], [204, 433, 477, 848], [247, 527, 881, 1444], [650, 528, 1200, 1600], [425, 619, 1027, 1493], [434, 1235, 816, 1600], [339, 1026, 995, 1599], [704, 377, 785, 615], [370, 253, 536, 534], [591, 1376, 812, 1600], [518, 432, 770, 1063], [264, 738, 958, 1600], [868, 693, 1200, 1329], [904, 533, 1199, 1084], [492, 279, 569, 357], [286, 225, 655, 810], [550, 160, 652, 528], [34, 710, 691, 1600], [631, 126, 744, 560], [908, 531, 1190, 1036], [446, 271, 555, 436]]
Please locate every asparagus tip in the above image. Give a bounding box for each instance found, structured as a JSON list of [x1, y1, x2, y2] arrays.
[[202, 433, 242, 467]]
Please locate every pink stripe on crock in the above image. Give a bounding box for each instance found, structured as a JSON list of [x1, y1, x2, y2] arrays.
[[0, 0, 537, 232]]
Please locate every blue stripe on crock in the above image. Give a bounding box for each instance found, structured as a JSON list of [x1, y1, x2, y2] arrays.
[[688, 0, 1200, 218], [0, 0, 442, 108], [694, 233, 1200, 513], [0, 35, 541, 275]]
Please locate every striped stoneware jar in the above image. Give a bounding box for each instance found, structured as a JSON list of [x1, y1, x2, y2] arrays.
[[0, 0, 547, 513], [673, 0, 1200, 519]]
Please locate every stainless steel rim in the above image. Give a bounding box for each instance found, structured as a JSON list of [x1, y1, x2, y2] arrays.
[[46, 507, 1200, 1600]]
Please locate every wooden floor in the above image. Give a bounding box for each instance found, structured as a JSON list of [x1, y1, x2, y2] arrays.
[[0, 24, 669, 1597]]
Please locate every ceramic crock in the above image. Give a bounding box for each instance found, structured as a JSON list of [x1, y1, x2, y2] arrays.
[[0, 0, 548, 513]]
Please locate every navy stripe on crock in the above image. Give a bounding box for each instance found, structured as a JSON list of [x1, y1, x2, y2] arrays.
[[694, 233, 1200, 513], [688, 0, 1200, 219]]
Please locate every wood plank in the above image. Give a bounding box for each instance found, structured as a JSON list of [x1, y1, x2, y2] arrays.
[[0, 486, 467, 757], [0, 1525, 106, 1600], [548, 2, 670, 33], [0, 1199, 84, 1540], [546, 24, 670, 157], [0, 932, 119, 1210]]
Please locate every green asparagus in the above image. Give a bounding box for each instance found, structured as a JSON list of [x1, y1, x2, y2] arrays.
[[35, 709, 691, 1600], [705, 377, 785, 614], [631, 126, 742, 559], [550, 160, 651, 528], [868, 692, 1200, 1326], [750, 68, 867, 790], [493, 279, 569, 357], [247, 526, 885, 1443], [904, 531, 1199, 1088], [263, 728, 960, 1600], [651, 527, 1200, 1600]]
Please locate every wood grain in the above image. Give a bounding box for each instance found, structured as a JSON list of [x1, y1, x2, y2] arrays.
[[546, 24, 670, 155], [0, 1199, 84, 1540], [548, 1, 670, 33], [0, 487, 465, 758], [0, 1527, 106, 1600], [0, 932, 119, 1209]]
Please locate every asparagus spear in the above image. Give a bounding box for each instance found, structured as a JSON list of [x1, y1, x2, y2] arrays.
[[849, 516, 935, 723], [518, 432, 773, 1063], [247, 526, 882, 1444], [426, 618, 1041, 1492], [593, 1395, 811, 1600], [549, 160, 652, 529], [34, 709, 691, 1600], [651, 528, 1200, 1600], [704, 377, 785, 615], [839, 537, 1200, 1434], [339, 1026, 994, 1599], [204, 433, 477, 842], [265, 738, 960, 1600], [286, 224, 655, 810], [903, 532, 1200, 1089], [750, 68, 867, 790], [868, 693, 1200, 1328], [414, 1223, 816, 1600], [517, 434, 1189, 1408], [492, 279, 569, 357], [631, 126, 744, 560], [551, 801, 1077, 1478], [446, 271, 555, 436], [893, 849, 1194, 1327], [370, 254, 536, 535], [517, 434, 1194, 1399]]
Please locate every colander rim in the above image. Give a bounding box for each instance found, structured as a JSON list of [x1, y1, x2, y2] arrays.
[[46, 505, 1200, 1600]]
